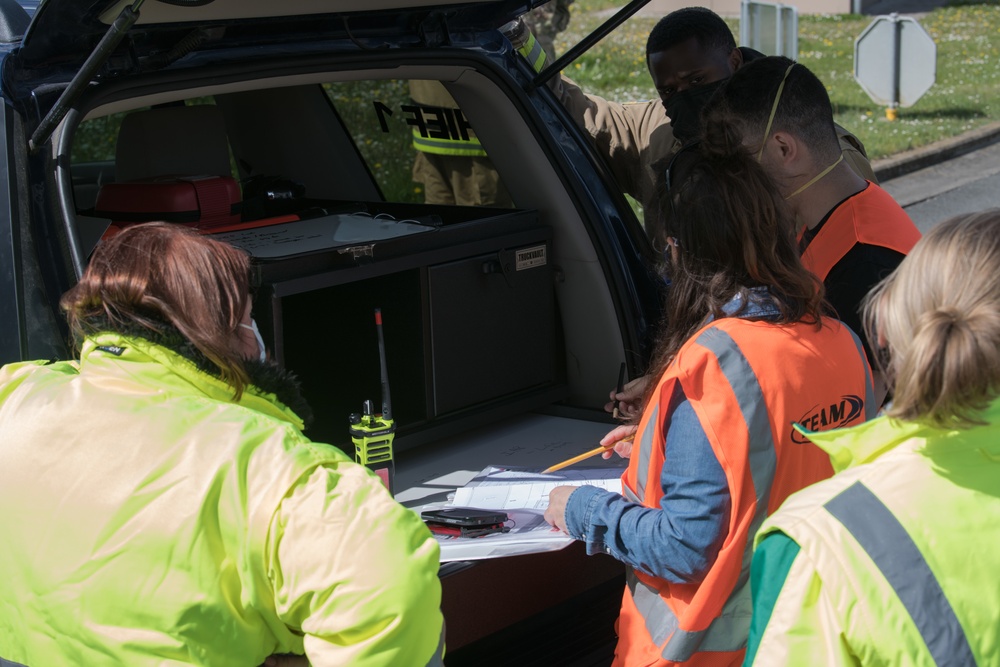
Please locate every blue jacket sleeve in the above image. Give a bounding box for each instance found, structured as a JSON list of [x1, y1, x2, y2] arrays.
[[563, 387, 731, 583]]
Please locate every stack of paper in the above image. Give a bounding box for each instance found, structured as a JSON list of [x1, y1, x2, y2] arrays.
[[425, 465, 624, 562]]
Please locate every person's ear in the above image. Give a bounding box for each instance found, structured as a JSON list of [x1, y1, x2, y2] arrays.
[[728, 47, 743, 72], [771, 130, 799, 166]]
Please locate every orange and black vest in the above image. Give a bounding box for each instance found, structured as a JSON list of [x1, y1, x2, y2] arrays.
[[616, 316, 874, 666], [801, 182, 921, 282]]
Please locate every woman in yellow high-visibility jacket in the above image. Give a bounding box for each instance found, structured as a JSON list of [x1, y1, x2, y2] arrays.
[[0, 223, 444, 667], [744, 209, 1000, 666]]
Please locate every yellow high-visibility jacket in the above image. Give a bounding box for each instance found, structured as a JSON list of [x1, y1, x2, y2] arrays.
[[744, 399, 1000, 666], [0, 332, 443, 667]]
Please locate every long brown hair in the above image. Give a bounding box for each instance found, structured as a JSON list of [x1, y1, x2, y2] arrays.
[[61, 223, 254, 397], [645, 143, 824, 399]]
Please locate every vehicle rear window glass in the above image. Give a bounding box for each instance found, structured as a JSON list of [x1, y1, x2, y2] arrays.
[[325, 79, 514, 208], [73, 111, 132, 163], [70, 80, 512, 218]]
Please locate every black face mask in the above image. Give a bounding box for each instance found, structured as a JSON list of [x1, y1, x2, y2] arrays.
[[664, 79, 727, 144]]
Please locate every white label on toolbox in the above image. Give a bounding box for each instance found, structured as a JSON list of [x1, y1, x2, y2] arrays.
[[515, 245, 547, 271]]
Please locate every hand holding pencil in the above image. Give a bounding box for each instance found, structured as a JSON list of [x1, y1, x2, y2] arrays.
[[599, 424, 638, 460], [542, 425, 638, 473]]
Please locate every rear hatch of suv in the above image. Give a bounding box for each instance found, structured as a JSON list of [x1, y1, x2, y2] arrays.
[[2, 0, 662, 658]]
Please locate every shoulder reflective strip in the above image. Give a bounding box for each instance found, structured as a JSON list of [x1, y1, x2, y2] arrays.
[[633, 403, 659, 500], [1, 658, 28, 667], [824, 482, 976, 667], [844, 325, 875, 419], [424, 625, 446, 667], [694, 326, 777, 515], [519, 31, 546, 73]]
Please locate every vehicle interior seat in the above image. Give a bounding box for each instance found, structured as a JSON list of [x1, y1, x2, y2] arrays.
[[94, 104, 242, 231], [114, 104, 233, 182]]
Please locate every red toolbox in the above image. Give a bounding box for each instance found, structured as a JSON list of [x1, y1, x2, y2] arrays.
[[95, 175, 242, 233]]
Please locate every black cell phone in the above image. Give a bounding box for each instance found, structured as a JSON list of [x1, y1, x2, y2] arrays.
[[421, 507, 509, 527]]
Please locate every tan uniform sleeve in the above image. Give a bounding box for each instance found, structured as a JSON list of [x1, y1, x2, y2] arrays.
[[267, 463, 444, 667], [547, 73, 666, 202]]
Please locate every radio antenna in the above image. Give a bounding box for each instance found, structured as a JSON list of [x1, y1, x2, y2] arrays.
[[374, 308, 392, 421]]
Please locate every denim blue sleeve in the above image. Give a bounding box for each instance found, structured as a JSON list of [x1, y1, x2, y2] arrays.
[[563, 385, 731, 583]]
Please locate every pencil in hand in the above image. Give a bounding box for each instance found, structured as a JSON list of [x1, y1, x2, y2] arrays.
[[542, 434, 636, 474], [612, 362, 626, 420]]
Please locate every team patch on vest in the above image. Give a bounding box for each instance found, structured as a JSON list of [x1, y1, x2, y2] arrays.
[[791, 395, 864, 442]]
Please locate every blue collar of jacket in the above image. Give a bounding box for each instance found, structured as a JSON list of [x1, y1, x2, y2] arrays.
[[706, 286, 782, 323]]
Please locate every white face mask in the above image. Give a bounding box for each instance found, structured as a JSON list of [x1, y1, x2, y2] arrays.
[[239, 318, 267, 363]]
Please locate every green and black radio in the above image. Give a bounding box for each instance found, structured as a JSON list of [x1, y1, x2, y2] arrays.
[[349, 308, 396, 494]]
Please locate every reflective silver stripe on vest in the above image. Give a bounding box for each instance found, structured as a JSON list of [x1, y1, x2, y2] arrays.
[[627, 326, 776, 661], [627, 568, 753, 660], [628, 568, 680, 645], [695, 327, 777, 516], [1, 658, 29, 667], [844, 326, 876, 419], [825, 482, 976, 667], [633, 403, 659, 500], [622, 483, 642, 504]]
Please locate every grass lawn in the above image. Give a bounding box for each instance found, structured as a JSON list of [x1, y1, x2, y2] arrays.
[[557, 0, 1000, 159]]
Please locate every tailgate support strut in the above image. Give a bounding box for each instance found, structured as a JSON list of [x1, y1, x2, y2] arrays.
[[28, 0, 146, 153]]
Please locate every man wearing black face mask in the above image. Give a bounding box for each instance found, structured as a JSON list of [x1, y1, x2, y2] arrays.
[[646, 10, 740, 146], [534, 6, 875, 244]]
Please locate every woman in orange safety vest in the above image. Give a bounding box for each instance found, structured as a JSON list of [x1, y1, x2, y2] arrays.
[[545, 144, 874, 666]]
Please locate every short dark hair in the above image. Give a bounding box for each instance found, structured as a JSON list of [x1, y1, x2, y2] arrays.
[[703, 56, 840, 161], [646, 7, 736, 56]]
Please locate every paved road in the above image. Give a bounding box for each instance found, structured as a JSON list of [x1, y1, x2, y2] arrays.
[[880, 141, 1000, 233]]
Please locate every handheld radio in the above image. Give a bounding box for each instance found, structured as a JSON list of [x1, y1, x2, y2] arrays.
[[349, 308, 396, 494]]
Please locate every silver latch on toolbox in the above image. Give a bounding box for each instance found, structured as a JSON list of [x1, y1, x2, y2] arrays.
[[338, 244, 375, 261]]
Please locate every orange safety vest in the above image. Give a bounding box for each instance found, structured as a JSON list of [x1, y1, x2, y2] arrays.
[[616, 316, 874, 666], [800, 182, 921, 282]]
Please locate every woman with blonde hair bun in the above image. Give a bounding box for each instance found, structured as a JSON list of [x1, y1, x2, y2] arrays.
[[867, 209, 1000, 428], [743, 209, 1000, 666]]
